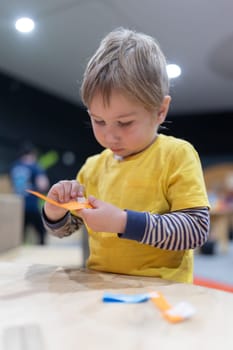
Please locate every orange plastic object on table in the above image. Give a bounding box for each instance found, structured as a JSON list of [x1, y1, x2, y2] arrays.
[[150, 291, 196, 323]]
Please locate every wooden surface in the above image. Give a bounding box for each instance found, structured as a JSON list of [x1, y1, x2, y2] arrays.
[[0, 256, 232, 349], [0, 194, 23, 253]]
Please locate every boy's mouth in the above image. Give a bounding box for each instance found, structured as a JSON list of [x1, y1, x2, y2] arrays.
[[110, 148, 124, 154]]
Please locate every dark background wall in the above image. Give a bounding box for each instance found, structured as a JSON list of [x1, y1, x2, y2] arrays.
[[1, 71, 233, 184]]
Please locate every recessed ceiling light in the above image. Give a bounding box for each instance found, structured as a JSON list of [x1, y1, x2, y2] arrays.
[[15, 17, 35, 33], [166, 64, 181, 79]]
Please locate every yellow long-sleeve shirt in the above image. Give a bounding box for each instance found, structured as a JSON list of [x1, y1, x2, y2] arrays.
[[76, 134, 209, 283]]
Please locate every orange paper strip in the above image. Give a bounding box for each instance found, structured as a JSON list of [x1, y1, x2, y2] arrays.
[[26, 190, 92, 210]]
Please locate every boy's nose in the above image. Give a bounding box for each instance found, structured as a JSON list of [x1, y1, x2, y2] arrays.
[[104, 127, 120, 143]]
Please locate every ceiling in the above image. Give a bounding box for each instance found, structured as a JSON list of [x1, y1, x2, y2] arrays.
[[1, 0, 233, 116]]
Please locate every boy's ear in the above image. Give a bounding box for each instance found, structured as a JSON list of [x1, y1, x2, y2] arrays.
[[157, 95, 171, 123]]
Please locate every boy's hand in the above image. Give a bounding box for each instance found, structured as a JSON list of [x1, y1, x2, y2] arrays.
[[44, 180, 84, 221], [78, 196, 127, 234]]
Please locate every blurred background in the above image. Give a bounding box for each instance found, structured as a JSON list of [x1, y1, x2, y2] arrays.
[[0, 1, 232, 288]]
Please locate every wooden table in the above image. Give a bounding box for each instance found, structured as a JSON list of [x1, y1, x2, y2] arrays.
[[0, 261, 232, 350], [0, 194, 23, 253]]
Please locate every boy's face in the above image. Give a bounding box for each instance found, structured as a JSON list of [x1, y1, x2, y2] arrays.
[[88, 90, 170, 158]]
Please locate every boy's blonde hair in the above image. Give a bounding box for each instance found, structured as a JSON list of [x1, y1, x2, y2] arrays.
[[81, 27, 169, 111]]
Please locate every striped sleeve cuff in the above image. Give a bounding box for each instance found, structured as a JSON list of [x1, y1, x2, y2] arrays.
[[41, 207, 70, 229], [119, 210, 147, 241]]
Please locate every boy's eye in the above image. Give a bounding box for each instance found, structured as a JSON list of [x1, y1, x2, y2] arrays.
[[118, 121, 133, 127], [93, 119, 105, 125]]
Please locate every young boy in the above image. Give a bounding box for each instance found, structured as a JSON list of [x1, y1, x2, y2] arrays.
[[42, 28, 210, 283]]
